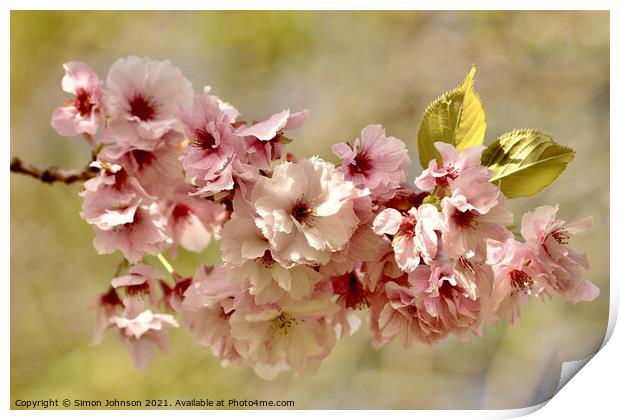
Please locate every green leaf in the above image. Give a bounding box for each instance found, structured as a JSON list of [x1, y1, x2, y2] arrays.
[[481, 129, 575, 198], [422, 194, 442, 210], [417, 65, 486, 167]]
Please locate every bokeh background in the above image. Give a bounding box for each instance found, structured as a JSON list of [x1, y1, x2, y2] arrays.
[[10, 11, 609, 409]]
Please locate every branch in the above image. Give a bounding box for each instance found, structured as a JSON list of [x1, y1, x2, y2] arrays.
[[10, 156, 98, 184]]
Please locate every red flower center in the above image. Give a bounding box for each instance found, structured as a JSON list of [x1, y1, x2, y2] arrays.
[[552, 229, 570, 245], [131, 149, 155, 170], [291, 200, 313, 224], [172, 203, 193, 221], [352, 150, 373, 175], [399, 214, 417, 237], [258, 251, 276, 268], [128, 93, 157, 121], [191, 127, 218, 150], [127, 282, 150, 296], [74, 88, 95, 117], [331, 272, 367, 309], [453, 209, 477, 229], [435, 164, 459, 187], [439, 279, 460, 299], [509, 269, 533, 293], [99, 287, 122, 308]]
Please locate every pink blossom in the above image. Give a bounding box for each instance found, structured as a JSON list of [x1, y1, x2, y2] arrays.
[[327, 270, 368, 310], [162, 187, 228, 253], [451, 256, 494, 302], [448, 164, 500, 215], [332, 124, 409, 200], [485, 238, 550, 324], [111, 263, 163, 306], [177, 265, 248, 367], [441, 194, 513, 259], [408, 263, 482, 341], [221, 216, 320, 304], [229, 293, 339, 379], [98, 132, 185, 198], [521, 205, 599, 303], [51, 62, 103, 136], [374, 280, 436, 347], [322, 222, 387, 276], [322, 193, 386, 275], [252, 157, 361, 266], [179, 91, 243, 196], [316, 271, 364, 339], [93, 204, 169, 263], [93, 287, 123, 345], [415, 142, 485, 192], [105, 56, 193, 151], [160, 273, 193, 312], [236, 109, 309, 170], [372, 204, 442, 272], [362, 245, 403, 292], [109, 309, 179, 369], [365, 280, 393, 348], [79, 162, 152, 230]]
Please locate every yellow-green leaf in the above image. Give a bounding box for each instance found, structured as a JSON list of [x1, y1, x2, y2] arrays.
[[481, 129, 575, 198], [417, 65, 486, 167]]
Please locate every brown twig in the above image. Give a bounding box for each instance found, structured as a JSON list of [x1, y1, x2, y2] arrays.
[[10, 156, 98, 184]]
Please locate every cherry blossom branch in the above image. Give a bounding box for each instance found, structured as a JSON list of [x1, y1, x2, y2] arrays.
[[10, 156, 98, 184]]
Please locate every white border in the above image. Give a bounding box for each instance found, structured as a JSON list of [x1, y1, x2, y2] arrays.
[[3, 2, 617, 419]]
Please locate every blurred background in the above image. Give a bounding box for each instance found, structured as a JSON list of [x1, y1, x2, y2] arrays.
[[10, 11, 609, 409]]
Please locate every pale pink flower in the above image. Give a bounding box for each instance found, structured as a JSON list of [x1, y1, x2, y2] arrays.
[[448, 163, 500, 215], [365, 280, 392, 348], [415, 142, 485, 192], [111, 263, 163, 306], [236, 109, 309, 170], [252, 157, 360, 266], [177, 265, 248, 367], [105, 56, 193, 151], [220, 215, 269, 266], [485, 238, 550, 324], [332, 124, 409, 200], [381, 183, 430, 210], [441, 194, 513, 259], [317, 271, 364, 340], [372, 204, 443, 273], [179, 91, 243, 196], [521, 205, 599, 303], [98, 132, 185, 198], [160, 273, 193, 312], [93, 204, 169, 263], [327, 270, 368, 310], [162, 187, 228, 253], [322, 222, 387, 276], [109, 309, 179, 369], [362, 244, 403, 292], [51, 62, 103, 136], [93, 287, 123, 345], [408, 263, 482, 341], [451, 256, 494, 302], [229, 293, 339, 379], [375, 280, 438, 347], [79, 163, 152, 230], [322, 193, 386, 275], [221, 216, 320, 304]]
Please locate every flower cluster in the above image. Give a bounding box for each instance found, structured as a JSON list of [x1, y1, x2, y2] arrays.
[[51, 57, 599, 379]]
